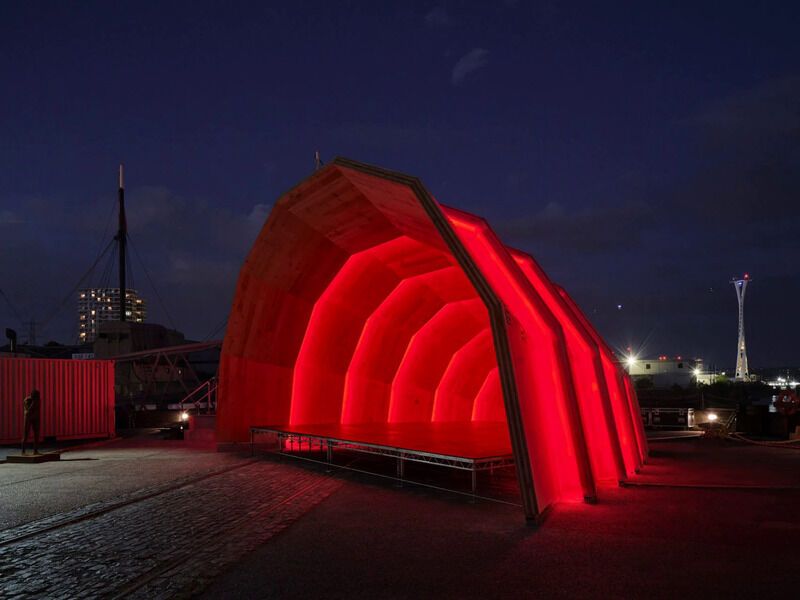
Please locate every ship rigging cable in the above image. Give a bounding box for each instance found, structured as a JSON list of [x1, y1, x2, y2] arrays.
[[0, 288, 23, 325], [202, 315, 228, 341], [35, 194, 119, 342], [127, 232, 177, 331], [37, 238, 115, 341]]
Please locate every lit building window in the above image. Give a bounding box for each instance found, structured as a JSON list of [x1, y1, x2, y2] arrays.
[[77, 287, 147, 342]]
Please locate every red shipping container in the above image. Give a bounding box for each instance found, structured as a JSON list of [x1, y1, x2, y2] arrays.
[[1, 357, 115, 444]]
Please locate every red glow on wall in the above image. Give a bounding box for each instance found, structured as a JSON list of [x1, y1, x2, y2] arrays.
[[219, 159, 647, 521]]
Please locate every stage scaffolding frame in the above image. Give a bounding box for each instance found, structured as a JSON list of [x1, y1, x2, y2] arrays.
[[250, 426, 516, 494]]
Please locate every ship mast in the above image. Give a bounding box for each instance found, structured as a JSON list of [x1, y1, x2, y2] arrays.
[[116, 164, 127, 322]]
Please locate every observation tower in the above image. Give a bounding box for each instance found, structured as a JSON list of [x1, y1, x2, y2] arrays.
[[731, 273, 751, 382]]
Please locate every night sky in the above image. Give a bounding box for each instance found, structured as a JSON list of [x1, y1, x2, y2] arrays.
[[1, 1, 799, 368]]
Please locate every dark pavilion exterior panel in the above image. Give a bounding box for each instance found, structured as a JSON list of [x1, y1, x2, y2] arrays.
[[218, 158, 647, 522]]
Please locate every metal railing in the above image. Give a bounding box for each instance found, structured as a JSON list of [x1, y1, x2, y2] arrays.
[[178, 377, 217, 415]]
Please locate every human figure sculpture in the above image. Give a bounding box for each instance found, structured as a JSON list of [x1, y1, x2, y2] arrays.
[[21, 389, 41, 455]]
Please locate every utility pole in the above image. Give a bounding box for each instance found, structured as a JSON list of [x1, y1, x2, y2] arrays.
[[314, 151, 323, 171], [116, 164, 127, 322], [23, 319, 37, 345]]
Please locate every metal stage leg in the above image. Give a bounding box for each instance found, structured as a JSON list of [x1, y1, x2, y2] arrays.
[[471, 468, 477, 496], [326, 440, 333, 463], [250, 430, 254, 456], [396, 455, 405, 486]]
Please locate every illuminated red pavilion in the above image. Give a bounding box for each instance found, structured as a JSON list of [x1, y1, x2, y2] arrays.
[[218, 158, 647, 522]]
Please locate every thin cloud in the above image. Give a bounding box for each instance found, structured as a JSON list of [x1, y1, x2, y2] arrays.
[[451, 48, 489, 85], [0, 209, 23, 224], [494, 200, 655, 253], [424, 6, 453, 28], [672, 75, 800, 225], [695, 75, 800, 151]]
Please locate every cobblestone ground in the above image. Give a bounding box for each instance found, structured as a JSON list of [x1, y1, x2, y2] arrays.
[[0, 442, 251, 531], [0, 460, 341, 599]]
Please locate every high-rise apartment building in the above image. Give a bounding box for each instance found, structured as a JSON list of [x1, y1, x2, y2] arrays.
[[78, 288, 146, 342]]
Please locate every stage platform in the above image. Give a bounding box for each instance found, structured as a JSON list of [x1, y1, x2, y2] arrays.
[[250, 422, 515, 493]]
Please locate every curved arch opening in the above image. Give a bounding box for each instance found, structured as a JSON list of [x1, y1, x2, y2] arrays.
[[220, 159, 647, 522]]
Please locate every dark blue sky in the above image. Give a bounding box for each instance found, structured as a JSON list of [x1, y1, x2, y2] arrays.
[[1, 1, 799, 368]]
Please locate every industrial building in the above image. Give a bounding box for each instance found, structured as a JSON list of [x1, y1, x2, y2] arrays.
[[627, 356, 701, 388]]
